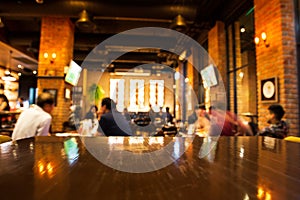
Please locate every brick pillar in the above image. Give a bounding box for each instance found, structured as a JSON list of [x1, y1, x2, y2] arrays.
[[38, 17, 74, 132], [208, 22, 227, 87], [208, 21, 227, 107], [255, 0, 299, 135]]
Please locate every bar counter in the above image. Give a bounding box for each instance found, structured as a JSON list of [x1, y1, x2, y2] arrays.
[[0, 135, 299, 199]]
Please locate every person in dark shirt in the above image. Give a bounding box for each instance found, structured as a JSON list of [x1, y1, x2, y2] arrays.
[[259, 104, 288, 139], [98, 98, 132, 136], [165, 107, 173, 123]]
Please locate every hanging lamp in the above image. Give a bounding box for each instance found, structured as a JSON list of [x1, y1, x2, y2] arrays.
[[170, 14, 187, 32], [75, 10, 96, 31]]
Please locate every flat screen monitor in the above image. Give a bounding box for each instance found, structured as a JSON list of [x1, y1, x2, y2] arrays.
[[200, 64, 218, 88], [65, 60, 82, 86]]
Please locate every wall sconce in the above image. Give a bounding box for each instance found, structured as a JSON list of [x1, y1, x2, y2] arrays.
[[254, 32, 270, 47], [43, 52, 57, 64]]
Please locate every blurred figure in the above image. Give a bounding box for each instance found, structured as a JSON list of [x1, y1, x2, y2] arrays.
[[259, 104, 288, 139], [122, 107, 131, 121], [0, 94, 10, 111], [165, 107, 173, 123], [85, 105, 98, 119], [79, 105, 99, 136], [209, 106, 250, 136], [16, 97, 29, 110], [12, 92, 55, 141], [188, 105, 200, 124], [63, 103, 82, 131], [17, 97, 24, 108], [195, 104, 210, 131], [98, 98, 132, 136], [148, 104, 156, 123]]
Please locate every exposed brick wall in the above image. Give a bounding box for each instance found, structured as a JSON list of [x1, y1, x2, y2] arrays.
[[254, 0, 299, 135], [208, 21, 227, 107], [38, 17, 74, 132], [208, 22, 227, 89]]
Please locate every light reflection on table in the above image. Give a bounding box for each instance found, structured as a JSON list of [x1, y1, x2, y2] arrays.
[[0, 136, 300, 199]]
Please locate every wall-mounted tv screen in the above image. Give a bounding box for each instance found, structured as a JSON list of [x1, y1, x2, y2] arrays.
[[65, 60, 82, 86], [200, 64, 218, 88]]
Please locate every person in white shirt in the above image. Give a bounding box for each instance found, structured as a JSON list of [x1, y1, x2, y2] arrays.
[[11, 92, 55, 141]]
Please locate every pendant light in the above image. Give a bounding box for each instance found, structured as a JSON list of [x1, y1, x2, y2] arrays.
[[2, 51, 16, 82], [170, 14, 187, 32], [75, 10, 95, 31]]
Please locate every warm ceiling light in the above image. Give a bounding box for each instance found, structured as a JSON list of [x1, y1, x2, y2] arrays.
[[170, 14, 187, 32], [36, 0, 44, 4], [4, 69, 10, 75], [75, 10, 96, 31], [2, 74, 16, 82], [33, 70, 37, 74]]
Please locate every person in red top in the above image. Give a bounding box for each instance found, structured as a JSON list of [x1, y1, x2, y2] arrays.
[[209, 106, 251, 136]]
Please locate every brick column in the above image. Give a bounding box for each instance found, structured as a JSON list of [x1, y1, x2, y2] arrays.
[[208, 21, 227, 107], [254, 0, 299, 135], [208, 21, 227, 87], [38, 17, 74, 132]]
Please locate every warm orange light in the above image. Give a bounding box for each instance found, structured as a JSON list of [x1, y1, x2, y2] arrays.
[[47, 162, 53, 174], [254, 37, 260, 45], [265, 192, 272, 200], [43, 52, 48, 59], [51, 53, 57, 59], [38, 161, 45, 175], [261, 32, 267, 41], [257, 187, 264, 199]]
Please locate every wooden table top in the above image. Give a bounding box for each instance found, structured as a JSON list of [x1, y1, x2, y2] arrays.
[[0, 136, 299, 200]]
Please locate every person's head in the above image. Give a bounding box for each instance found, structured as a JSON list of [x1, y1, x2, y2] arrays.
[[208, 106, 216, 115], [0, 94, 9, 104], [101, 97, 116, 113], [37, 92, 55, 114], [166, 107, 170, 112], [268, 104, 285, 122], [89, 105, 98, 113], [18, 97, 24, 102], [195, 104, 206, 116]]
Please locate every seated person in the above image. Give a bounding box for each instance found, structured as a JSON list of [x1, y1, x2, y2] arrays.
[[188, 104, 210, 124], [188, 105, 201, 124], [209, 106, 240, 136], [259, 104, 288, 139], [98, 98, 132, 136], [11, 92, 55, 141], [63, 104, 81, 131], [85, 105, 98, 119], [0, 94, 10, 111], [79, 105, 99, 136], [165, 107, 173, 124], [195, 105, 210, 132]]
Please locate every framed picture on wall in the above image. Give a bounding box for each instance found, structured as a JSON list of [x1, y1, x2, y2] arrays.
[[43, 88, 58, 106], [261, 77, 278, 103]]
